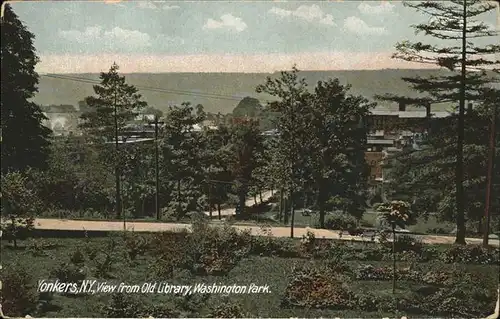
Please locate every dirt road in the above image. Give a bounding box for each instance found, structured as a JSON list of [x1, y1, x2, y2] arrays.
[[32, 218, 498, 246], [204, 190, 274, 216]]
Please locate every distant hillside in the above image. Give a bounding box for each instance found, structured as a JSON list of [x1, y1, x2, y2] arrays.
[[36, 69, 457, 114]]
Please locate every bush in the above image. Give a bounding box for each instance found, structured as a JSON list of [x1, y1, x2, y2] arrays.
[[123, 232, 150, 260], [355, 264, 421, 281], [324, 214, 357, 230], [70, 247, 86, 265], [250, 236, 299, 258], [152, 222, 253, 276], [355, 264, 392, 281], [50, 262, 86, 283], [26, 238, 55, 257], [0, 262, 38, 317], [386, 235, 423, 253], [102, 294, 142, 317], [422, 285, 496, 317], [208, 301, 249, 318], [282, 265, 355, 309], [93, 252, 114, 278], [440, 244, 499, 265]]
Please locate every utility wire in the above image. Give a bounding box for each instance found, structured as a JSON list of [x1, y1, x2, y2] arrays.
[[41, 73, 272, 103]]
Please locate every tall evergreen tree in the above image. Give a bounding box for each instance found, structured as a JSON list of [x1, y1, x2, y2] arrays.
[[377, 0, 499, 244], [79, 63, 147, 218], [1, 4, 51, 173], [161, 103, 205, 220]]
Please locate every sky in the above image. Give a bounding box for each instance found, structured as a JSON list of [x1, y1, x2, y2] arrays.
[[5, 0, 499, 73]]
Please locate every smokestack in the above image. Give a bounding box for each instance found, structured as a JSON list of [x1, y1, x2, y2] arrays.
[[398, 101, 406, 112]]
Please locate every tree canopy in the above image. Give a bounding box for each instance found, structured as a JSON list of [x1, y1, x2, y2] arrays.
[[1, 4, 51, 173]]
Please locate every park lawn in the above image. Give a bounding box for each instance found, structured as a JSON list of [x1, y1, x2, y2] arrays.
[[2, 234, 498, 318]]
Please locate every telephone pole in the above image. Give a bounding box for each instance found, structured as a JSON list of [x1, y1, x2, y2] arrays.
[[154, 116, 160, 220], [483, 103, 497, 247]]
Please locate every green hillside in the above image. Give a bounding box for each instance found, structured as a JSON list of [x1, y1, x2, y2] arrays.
[[36, 69, 457, 114]]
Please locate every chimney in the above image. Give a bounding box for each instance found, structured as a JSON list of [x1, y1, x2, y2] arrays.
[[398, 101, 406, 112], [468, 102, 473, 114]]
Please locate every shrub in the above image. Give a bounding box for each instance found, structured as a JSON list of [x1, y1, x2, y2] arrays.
[[1, 172, 40, 247], [93, 252, 114, 278], [324, 214, 357, 230], [208, 301, 249, 318], [355, 264, 392, 280], [355, 264, 421, 281], [355, 293, 384, 312], [282, 265, 355, 309], [152, 222, 253, 276], [0, 262, 38, 317], [422, 285, 495, 317], [70, 247, 86, 265], [250, 236, 299, 258], [26, 238, 54, 257], [50, 262, 86, 283], [102, 294, 142, 317], [440, 244, 499, 265], [123, 232, 150, 261]]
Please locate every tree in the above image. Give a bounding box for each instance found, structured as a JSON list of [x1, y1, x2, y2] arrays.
[[1, 4, 52, 173], [79, 63, 147, 218], [377, 200, 411, 294], [226, 118, 266, 217], [233, 97, 261, 118], [385, 105, 500, 234], [203, 124, 232, 219], [256, 66, 312, 237], [377, 0, 500, 244], [308, 79, 374, 228], [161, 103, 205, 220], [0, 172, 40, 248], [29, 136, 115, 215]]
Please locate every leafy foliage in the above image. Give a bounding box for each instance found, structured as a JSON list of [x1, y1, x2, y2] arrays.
[[1, 4, 52, 173], [0, 172, 39, 246], [0, 261, 39, 316], [161, 103, 206, 219], [282, 264, 355, 309]]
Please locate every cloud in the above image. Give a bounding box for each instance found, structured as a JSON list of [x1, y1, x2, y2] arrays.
[[203, 14, 247, 32], [358, 2, 396, 15], [37, 52, 438, 74], [163, 5, 180, 10], [137, 1, 157, 9], [343, 16, 388, 35], [137, 2, 180, 10], [59, 26, 152, 50], [269, 4, 336, 26]]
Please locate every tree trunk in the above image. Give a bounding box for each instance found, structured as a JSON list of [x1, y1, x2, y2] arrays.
[[283, 196, 289, 224], [254, 194, 257, 205], [279, 189, 284, 222], [290, 189, 295, 238], [319, 205, 326, 229], [392, 225, 397, 294], [259, 191, 263, 203], [11, 217, 17, 249], [217, 202, 221, 220], [237, 184, 247, 217], [176, 179, 181, 220], [455, 0, 467, 245], [115, 166, 122, 219]]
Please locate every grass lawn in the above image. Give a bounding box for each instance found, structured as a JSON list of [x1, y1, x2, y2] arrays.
[[2, 227, 498, 318]]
